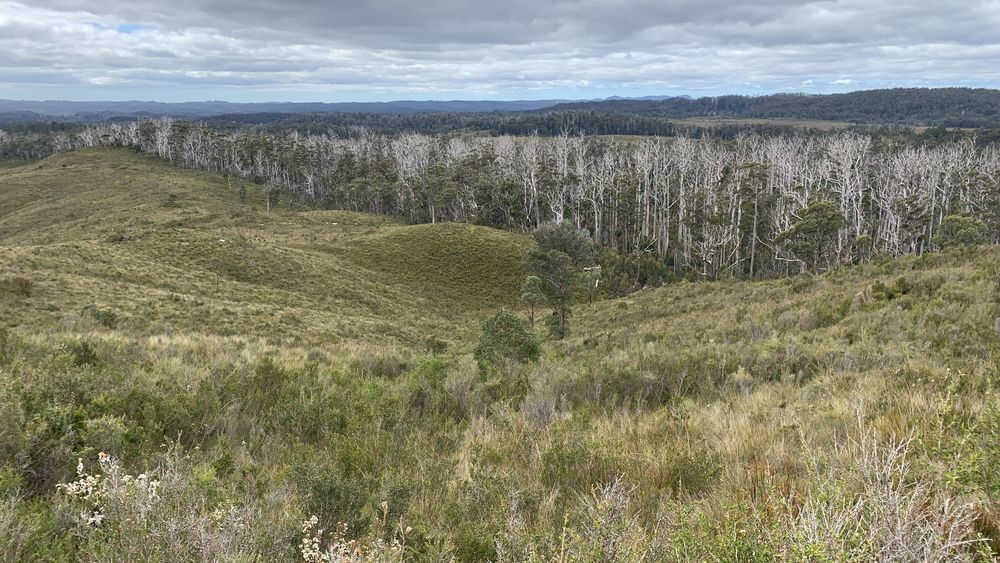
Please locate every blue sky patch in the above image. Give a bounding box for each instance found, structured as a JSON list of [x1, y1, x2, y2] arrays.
[[115, 23, 154, 34]]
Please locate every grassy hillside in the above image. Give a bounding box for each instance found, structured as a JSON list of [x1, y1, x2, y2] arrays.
[[1, 150, 999, 561], [0, 149, 529, 348]]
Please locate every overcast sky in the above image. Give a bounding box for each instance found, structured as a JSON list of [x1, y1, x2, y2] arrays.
[[2, 0, 999, 102]]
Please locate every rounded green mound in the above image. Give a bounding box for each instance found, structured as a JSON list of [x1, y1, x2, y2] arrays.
[[345, 222, 531, 310]]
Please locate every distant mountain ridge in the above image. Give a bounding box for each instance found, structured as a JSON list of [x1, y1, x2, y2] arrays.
[[0, 99, 566, 121], [3, 88, 999, 128], [0, 95, 686, 124], [0, 98, 575, 121], [543, 88, 1000, 127]]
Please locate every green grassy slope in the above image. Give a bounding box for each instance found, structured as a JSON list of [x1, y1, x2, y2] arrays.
[[1, 149, 998, 561], [0, 149, 530, 348]]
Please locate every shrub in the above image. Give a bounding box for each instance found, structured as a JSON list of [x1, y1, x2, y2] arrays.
[[599, 247, 672, 298], [474, 310, 540, 376], [81, 304, 118, 329], [66, 340, 100, 367], [565, 478, 648, 562], [294, 459, 372, 539], [933, 215, 987, 250], [56, 450, 298, 561], [789, 273, 816, 294], [0, 276, 32, 297], [872, 277, 912, 301], [299, 515, 406, 562], [423, 335, 449, 355], [83, 416, 128, 454], [350, 351, 410, 379]]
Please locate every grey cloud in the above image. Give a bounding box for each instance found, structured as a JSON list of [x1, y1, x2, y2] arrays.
[[1, 0, 999, 101]]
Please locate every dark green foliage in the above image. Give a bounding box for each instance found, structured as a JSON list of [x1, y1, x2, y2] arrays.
[[520, 275, 546, 328], [550, 87, 1000, 128], [80, 303, 118, 328], [933, 215, 987, 250], [599, 248, 671, 297], [399, 356, 458, 418], [294, 457, 372, 538], [526, 222, 595, 338], [453, 526, 497, 562], [473, 310, 540, 376], [854, 234, 874, 262], [66, 340, 99, 366], [776, 200, 848, 273], [872, 277, 913, 301]]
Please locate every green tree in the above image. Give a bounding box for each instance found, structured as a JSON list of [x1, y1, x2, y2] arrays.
[[932, 214, 987, 250], [526, 222, 595, 339], [473, 310, 540, 376], [776, 200, 848, 274], [520, 276, 546, 329]]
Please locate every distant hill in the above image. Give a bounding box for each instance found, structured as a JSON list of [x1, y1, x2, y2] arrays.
[[545, 88, 1000, 128], [5, 88, 1000, 131], [0, 98, 573, 123], [0, 96, 704, 121]]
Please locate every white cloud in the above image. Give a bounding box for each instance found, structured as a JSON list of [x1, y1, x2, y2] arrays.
[[1, 0, 999, 101]]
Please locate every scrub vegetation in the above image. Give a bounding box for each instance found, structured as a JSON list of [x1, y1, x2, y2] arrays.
[[2, 149, 999, 561]]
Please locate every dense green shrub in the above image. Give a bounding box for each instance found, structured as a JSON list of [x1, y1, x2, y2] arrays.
[[294, 456, 373, 538], [933, 214, 987, 250], [473, 310, 540, 376], [80, 304, 119, 328], [872, 276, 912, 301], [66, 340, 100, 366], [599, 247, 672, 297]]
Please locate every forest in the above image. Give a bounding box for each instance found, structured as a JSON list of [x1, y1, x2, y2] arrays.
[[549, 88, 1000, 128], [4, 118, 999, 283]]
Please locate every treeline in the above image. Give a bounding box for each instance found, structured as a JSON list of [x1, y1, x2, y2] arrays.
[[6, 119, 1000, 279], [550, 88, 1000, 128], [197, 110, 1000, 140], [202, 110, 685, 137]]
